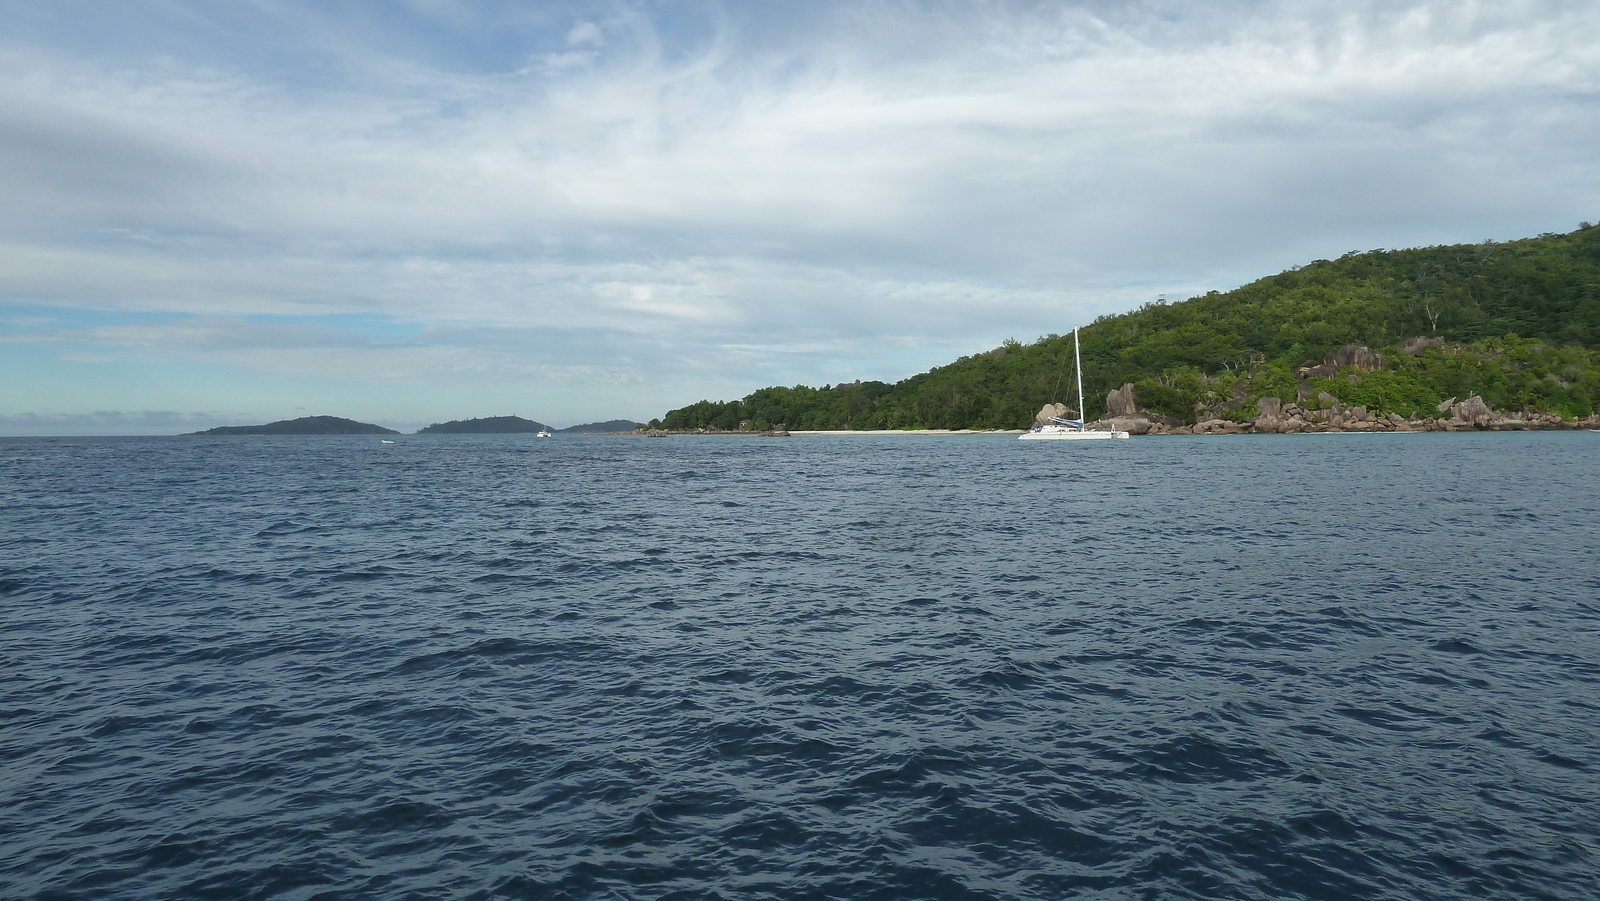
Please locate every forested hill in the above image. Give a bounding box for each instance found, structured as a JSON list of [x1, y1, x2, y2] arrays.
[[416, 416, 551, 434], [658, 224, 1600, 430], [187, 415, 400, 436]]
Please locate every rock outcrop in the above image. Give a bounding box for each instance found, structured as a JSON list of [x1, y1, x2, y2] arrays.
[[1090, 389, 1598, 436], [1098, 415, 1154, 435], [1252, 396, 1286, 432], [1451, 395, 1494, 428], [1297, 344, 1383, 380], [1193, 418, 1247, 434], [1082, 358, 1594, 437], [1327, 344, 1384, 372], [1035, 402, 1075, 424], [1096, 385, 1185, 434], [1106, 384, 1138, 418]]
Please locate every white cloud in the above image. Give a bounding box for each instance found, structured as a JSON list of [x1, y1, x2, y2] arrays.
[[1, 0, 1598, 428], [0, 410, 253, 436], [567, 21, 603, 47]]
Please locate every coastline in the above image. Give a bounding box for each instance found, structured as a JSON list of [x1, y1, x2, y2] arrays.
[[788, 429, 1025, 435], [642, 421, 1598, 437], [638, 394, 1600, 437], [638, 428, 1028, 437]]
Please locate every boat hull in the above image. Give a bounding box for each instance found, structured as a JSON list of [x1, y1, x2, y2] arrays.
[[1019, 429, 1129, 440]]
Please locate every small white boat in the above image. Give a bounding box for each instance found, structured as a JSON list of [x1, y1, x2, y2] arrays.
[[1020, 326, 1129, 441], [380, 439, 395, 444], [536, 428, 552, 438]]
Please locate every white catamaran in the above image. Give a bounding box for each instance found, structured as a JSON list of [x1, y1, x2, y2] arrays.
[[1019, 327, 1130, 441]]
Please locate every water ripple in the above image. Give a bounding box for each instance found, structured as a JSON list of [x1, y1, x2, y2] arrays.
[[2, 432, 1599, 899]]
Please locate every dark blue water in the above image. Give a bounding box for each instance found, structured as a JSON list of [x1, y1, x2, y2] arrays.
[[2, 432, 1597, 900]]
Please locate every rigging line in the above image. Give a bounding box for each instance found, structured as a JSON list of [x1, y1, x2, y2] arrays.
[[1050, 342, 1069, 404]]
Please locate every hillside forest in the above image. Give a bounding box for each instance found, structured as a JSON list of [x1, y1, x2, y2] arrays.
[[656, 224, 1600, 430]]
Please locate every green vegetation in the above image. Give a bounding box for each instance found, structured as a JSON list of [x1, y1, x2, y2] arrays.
[[417, 415, 551, 434], [188, 415, 399, 436], [658, 224, 1600, 429], [555, 419, 643, 434]]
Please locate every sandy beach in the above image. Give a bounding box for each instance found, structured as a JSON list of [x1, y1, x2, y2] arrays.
[[787, 429, 1026, 435]]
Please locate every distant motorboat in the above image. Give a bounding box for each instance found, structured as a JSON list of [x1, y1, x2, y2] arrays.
[[1020, 326, 1130, 441], [380, 439, 395, 444], [536, 428, 552, 438]]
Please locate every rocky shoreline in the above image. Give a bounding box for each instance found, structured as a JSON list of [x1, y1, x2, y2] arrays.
[[641, 390, 1600, 437], [1093, 393, 1600, 436]]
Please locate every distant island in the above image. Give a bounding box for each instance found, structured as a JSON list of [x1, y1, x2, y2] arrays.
[[655, 223, 1600, 433], [556, 419, 642, 434], [416, 416, 643, 434], [417, 415, 551, 434], [187, 415, 399, 436]]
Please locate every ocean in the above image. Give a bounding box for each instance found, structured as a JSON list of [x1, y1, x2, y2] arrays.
[[2, 432, 1597, 900]]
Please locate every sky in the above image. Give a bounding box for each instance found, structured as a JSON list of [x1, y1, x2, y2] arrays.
[[1, 0, 1598, 434]]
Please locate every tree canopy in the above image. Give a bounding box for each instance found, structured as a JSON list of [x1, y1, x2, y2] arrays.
[[660, 224, 1600, 429]]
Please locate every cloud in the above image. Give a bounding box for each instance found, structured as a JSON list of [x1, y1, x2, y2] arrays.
[[3, 316, 404, 351], [1, 0, 1597, 428], [567, 21, 603, 47], [0, 410, 250, 436]]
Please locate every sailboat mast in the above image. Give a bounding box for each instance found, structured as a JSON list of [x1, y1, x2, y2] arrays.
[[1073, 327, 1086, 431]]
